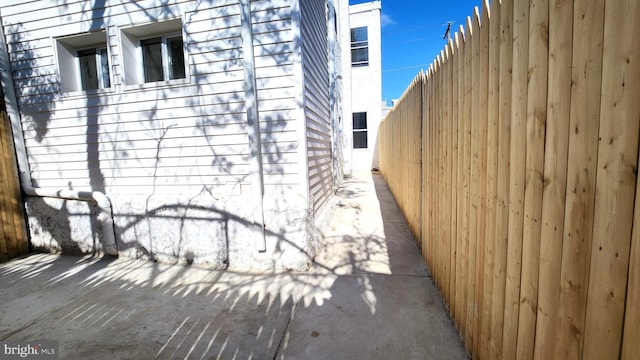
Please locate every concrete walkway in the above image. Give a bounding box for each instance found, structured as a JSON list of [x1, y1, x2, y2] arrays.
[[0, 172, 467, 359]]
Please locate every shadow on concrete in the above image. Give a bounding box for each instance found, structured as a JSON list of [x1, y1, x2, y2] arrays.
[[0, 172, 467, 359]]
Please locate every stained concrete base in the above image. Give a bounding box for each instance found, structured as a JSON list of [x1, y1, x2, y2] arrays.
[[0, 172, 468, 359]]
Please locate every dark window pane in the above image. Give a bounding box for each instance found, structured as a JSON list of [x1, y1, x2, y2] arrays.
[[141, 37, 164, 82], [351, 48, 369, 66], [351, 27, 368, 66], [78, 49, 98, 90], [99, 48, 110, 88], [351, 27, 368, 43], [167, 36, 185, 80], [353, 112, 367, 129], [353, 131, 368, 149]]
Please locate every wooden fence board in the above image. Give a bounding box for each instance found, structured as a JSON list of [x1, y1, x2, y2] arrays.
[[466, 10, 480, 351], [533, 0, 572, 358], [480, 1, 500, 358], [423, 70, 431, 271], [624, 151, 640, 360], [434, 55, 442, 293], [473, 4, 490, 357], [449, 31, 456, 323], [502, 0, 529, 357], [0, 112, 12, 261], [554, 0, 604, 358], [454, 24, 468, 336], [443, 46, 452, 306], [449, 34, 459, 322], [490, 0, 513, 357], [469, 8, 480, 354], [461, 16, 473, 347], [582, 0, 640, 357], [622, 7, 640, 351], [422, 68, 429, 280], [0, 111, 28, 261], [516, 0, 548, 358]]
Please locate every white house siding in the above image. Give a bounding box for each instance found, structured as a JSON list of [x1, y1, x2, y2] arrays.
[[249, 0, 316, 269], [0, 0, 336, 269], [299, 0, 332, 220]]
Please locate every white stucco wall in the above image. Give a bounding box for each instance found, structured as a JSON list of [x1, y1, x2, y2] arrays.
[[344, 1, 382, 173]]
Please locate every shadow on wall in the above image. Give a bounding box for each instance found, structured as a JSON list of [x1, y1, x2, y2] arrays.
[[5, 1, 309, 268]]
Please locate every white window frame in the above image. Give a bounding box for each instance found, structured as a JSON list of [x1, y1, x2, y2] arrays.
[[54, 31, 112, 94], [119, 18, 188, 87], [352, 112, 368, 149], [138, 32, 185, 83], [76, 46, 111, 90], [350, 26, 369, 67]]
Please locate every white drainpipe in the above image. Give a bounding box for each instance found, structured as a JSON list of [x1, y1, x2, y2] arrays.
[[240, 0, 267, 252], [22, 186, 118, 256], [0, 13, 117, 256]]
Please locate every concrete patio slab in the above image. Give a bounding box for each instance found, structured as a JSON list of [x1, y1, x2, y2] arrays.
[[0, 172, 467, 359]]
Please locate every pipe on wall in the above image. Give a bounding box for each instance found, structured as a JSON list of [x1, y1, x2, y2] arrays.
[[239, 0, 267, 253], [0, 13, 118, 256], [22, 185, 118, 256]]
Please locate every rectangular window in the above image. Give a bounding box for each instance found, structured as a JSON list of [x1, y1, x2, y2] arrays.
[[141, 37, 164, 82], [353, 112, 368, 149], [120, 19, 187, 85], [55, 31, 111, 93], [140, 35, 185, 83], [167, 36, 186, 80], [351, 27, 368, 67], [78, 47, 110, 90]]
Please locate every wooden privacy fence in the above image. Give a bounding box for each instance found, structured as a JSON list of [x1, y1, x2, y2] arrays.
[[378, 0, 640, 359], [0, 110, 28, 262]]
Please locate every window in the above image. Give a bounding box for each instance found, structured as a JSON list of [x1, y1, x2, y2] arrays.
[[141, 35, 185, 83], [78, 47, 111, 90], [351, 27, 368, 67], [56, 31, 111, 92], [120, 19, 187, 85], [353, 112, 368, 149]]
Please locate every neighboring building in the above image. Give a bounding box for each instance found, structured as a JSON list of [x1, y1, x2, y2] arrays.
[[381, 99, 393, 120], [0, 0, 345, 270], [341, 0, 382, 174]]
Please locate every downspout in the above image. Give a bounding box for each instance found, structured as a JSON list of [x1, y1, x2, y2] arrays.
[[0, 12, 117, 256], [239, 0, 267, 252]]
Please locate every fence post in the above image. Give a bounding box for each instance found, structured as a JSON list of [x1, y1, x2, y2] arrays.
[[0, 110, 28, 261]]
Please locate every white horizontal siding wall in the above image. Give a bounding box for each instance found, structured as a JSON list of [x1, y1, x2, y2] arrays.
[[300, 0, 332, 218], [250, 0, 300, 191], [0, 0, 315, 268], [247, 0, 319, 269], [3, 0, 249, 193]]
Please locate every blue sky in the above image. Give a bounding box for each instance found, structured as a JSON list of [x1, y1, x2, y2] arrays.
[[349, 0, 483, 103]]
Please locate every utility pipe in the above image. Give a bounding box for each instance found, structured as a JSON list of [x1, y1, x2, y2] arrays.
[[240, 0, 267, 252], [22, 187, 118, 256], [0, 13, 118, 256]]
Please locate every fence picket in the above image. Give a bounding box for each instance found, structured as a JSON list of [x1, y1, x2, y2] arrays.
[[490, 0, 513, 357], [582, 0, 640, 357], [480, 1, 500, 358], [515, 0, 548, 358], [533, 0, 572, 358], [501, 0, 529, 357]]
